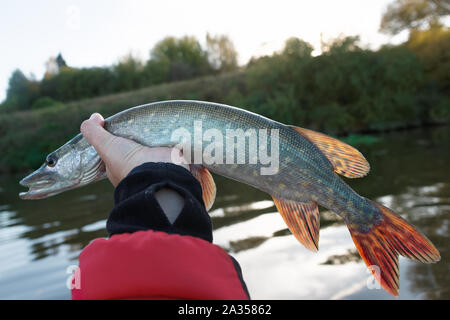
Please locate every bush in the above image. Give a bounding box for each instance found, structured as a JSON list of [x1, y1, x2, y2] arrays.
[[40, 67, 116, 102], [244, 36, 426, 133], [430, 96, 450, 122], [31, 97, 63, 110], [113, 55, 145, 91], [3, 69, 40, 110], [407, 26, 450, 91]]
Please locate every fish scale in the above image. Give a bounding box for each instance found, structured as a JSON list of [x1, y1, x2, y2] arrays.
[[105, 101, 339, 202]]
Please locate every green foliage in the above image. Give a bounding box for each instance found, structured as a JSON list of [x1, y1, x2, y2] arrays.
[[406, 26, 450, 122], [143, 58, 171, 85], [257, 84, 304, 125], [30, 97, 63, 110], [113, 54, 145, 91], [0, 73, 244, 173], [283, 37, 314, 57], [206, 33, 238, 73], [429, 96, 450, 121], [0, 35, 238, 107], [244, 38, 314, 124], [3, 69, 40, 110], [149, 36, 210, 82], [40, 67, 116, 101], [310, 104, 355, 134], [407, 26, 450, 90], [380, 0, 450, 35], [321, 35, 362, 54], [244, 36, 428, 133]]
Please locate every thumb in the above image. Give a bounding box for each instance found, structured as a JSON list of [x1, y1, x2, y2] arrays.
[[80, 113, 116, 159]]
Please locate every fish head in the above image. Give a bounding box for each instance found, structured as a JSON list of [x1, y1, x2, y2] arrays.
[[19, 134, 106, 199]]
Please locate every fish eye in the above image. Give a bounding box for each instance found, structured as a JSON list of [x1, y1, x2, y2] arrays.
[[46, 155, 57, 167]]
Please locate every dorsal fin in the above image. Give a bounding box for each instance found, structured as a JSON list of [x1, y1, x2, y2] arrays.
[[272, 197, 320, 251], [190, 165, 216, 211], [290, 126, 370, 178]]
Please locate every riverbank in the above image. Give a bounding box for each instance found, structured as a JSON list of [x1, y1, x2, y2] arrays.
[[0, 70, 448, 174], [0, 73, 243, 173]]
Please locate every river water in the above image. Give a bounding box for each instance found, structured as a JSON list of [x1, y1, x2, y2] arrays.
[[0, 126, 448, 299]]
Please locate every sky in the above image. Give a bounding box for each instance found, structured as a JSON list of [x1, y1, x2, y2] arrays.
[[0, 0, 409, 102]]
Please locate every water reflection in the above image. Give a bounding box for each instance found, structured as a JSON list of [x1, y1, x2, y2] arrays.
[[0, 126, 448, 299]]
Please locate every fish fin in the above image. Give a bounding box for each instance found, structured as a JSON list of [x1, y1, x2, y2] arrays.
[[272, 197, 320, 251], [190, 165, 216, 211], [348, 200, 440, 297], [290, 126, 370, 178]]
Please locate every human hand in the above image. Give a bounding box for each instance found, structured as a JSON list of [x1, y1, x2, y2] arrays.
[[80, 113, 189, 187]]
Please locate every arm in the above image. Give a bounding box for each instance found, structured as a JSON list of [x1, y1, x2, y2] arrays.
[[76, 113, 250, 300]]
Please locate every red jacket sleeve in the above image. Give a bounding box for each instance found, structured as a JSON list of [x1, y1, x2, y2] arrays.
[[71, 230, 249, 300], [71, 162, 249, 300]]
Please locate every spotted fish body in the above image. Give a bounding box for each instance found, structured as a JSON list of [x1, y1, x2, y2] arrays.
[[105, 101, 376, 226], [19, 100, 440, 296]]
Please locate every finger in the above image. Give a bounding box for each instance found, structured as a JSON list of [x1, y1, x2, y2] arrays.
[[80, 113, 117, 159], [87, 112, 104, 126]]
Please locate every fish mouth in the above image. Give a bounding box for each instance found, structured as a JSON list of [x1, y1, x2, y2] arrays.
[[19, 178, 57, 200]]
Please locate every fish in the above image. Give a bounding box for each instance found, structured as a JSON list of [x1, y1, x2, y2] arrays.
[[19, 100, 440, 296]]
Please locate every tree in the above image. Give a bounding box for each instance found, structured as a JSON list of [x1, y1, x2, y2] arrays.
[[321, 35, 361, 54], [380, 0, 450, 35], [113, 54, 144, 91], [56, 53, 67, 69], [406, 25, 450, 120], [149, 36, 210, 81], [40, 67, 116, 101], [282, 37, 314, 58], [407, 26, 450, 86], [206, 33, 238, 73], [3, 69, 39, 110]]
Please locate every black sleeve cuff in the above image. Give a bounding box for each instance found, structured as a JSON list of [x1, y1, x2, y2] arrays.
[[106, 162, 213, 243]]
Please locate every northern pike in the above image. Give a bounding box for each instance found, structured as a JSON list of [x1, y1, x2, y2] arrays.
[[19, 100, 440, 296]]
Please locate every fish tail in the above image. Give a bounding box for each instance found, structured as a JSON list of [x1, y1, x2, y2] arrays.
[[347, 199, 440, 296]]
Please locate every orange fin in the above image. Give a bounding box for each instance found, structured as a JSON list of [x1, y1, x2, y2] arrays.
[[290, 126, 370, 178], [272, 197, 320, 251], [190, 165, 216, 211], [348, 200, 440, 296]]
